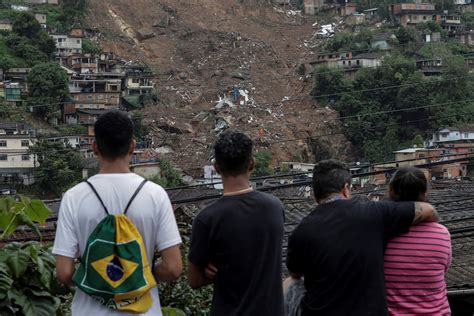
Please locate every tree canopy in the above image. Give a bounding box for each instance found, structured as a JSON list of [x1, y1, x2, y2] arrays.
[[27, 63, 69, 119]]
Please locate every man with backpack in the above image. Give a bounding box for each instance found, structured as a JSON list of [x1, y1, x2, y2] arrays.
[[53, 110, 182, 315], [188, 130, 285, 316]]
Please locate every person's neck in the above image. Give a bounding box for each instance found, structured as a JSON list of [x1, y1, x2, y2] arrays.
[[318, 192, 346, 204], [98, 157, 131, 174], [222, 174, 252, 196]]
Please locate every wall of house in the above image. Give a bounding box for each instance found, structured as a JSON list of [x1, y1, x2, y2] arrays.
[[0, 23, 12, 31], [72, 92, 121, 106], [0, 137, 35, 169], [131, 164, 161, 178]]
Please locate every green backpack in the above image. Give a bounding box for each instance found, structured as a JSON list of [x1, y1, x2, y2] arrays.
[[73, 179, 157, 312]]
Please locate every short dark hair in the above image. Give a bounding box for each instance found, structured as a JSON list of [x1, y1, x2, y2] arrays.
[[214, 130, 253, 177], [312, 159, 351, 200], [389, 167, 427, 202], [94, 110, 134, 160]]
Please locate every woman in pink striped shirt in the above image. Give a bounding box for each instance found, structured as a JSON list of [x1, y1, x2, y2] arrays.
[[384, 167, 452, 315]]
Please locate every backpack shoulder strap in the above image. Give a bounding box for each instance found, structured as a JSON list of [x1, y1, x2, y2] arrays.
[[85, 180, 109, 215], [124, 179, 148, 215]]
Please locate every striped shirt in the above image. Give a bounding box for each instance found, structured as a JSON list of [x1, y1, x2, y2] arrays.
[[384, 222, 452, 315]]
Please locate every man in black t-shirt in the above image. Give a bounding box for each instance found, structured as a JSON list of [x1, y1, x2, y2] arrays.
[[285, 160, 438, 316], [188, 130, 285, 316]]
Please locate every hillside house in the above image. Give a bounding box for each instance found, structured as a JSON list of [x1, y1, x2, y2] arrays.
[[441, 12, 464, 35], [456, 31, 474, 45], [416, 58, 443, 75], [459, 2, 474, 12], [324, 53, 383, 78], [426, 127, 474, 146], [423, 31, 441, 42], [46, 135, 80, 148], [390, 2, 439, 27], [346, 13, 366, 25], [130, 162, 161, 179], [51, 34, 82, 57], [0, 122, 36, 186], [0, 83, 22, 105], [312, 52, 353, 65], [122, 63, 156, 108], [363, 8, 379, 19], [34, 13, 47, 27], [0, 19, 12, 32], [304, 0, 325, 14], [68, 72, 123, 110]]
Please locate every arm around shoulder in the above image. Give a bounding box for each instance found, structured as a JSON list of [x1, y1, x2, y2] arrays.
[[413, 202, 439, 224]]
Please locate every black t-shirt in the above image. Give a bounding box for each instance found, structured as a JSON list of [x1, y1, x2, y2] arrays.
[[189, 191, 285, 316], [286, 199, 415, 316]]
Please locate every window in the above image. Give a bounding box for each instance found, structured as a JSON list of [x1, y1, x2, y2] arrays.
[[0, 155, 7, 161], [132, 78, 140, 84], [77, 40, 80, 44], [22, 155, 30, 161], [0, 140, 7, 147], [21, 140, 29, 147], [423, 15, 427, 20], [464, 133, 469, 138], [356, 60, 360, 65]]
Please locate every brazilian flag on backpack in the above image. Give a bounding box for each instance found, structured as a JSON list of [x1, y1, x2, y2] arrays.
[[73, 179, 157, 313]]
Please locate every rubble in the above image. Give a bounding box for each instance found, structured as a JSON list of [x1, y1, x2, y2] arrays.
[[215, 96, 236, 109], [137, 27, 155, 40]]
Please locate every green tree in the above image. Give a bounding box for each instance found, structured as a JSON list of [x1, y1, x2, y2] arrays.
[[27, 63, 69, 119], [148, 160, 183, 188], [395, 27, 417, 45], [82, 39, 102, 55], [12, 12, 41, 38], [311, 66, 348, 102], [0, 55, 14, 73], [29, 140, 84, 198], [253, 150, 273, 176]]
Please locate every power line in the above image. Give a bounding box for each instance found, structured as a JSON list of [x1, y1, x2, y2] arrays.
[[165, 152, 474, 191]]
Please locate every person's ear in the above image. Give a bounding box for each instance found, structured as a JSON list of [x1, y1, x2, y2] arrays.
[[128, 140, 136, 155], [248, 158, 255, 173], [342, 183, 351, 199], [419, 191, 427, 202], [92, 140, 99, 157]]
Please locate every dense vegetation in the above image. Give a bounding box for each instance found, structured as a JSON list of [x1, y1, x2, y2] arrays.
[[0, 0, 86, 68], [313, 36, 474, 161], [29, 140, 84, 198]]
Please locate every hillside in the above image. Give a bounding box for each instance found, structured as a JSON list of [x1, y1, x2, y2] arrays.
[[83, 0, 351, 174]]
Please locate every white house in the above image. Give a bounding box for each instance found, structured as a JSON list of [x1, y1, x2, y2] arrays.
[[328, 53, 382, 69], [282, 161, 315, 174], [0, 122, 36, 185], [51, 34, 82, 57], [426, 127, 474, 147]]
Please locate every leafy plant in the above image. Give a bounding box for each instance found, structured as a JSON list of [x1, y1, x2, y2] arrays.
[[0, 196, 51, 240], [0, 242, 70, 316], [161, 307, 186, 316]]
